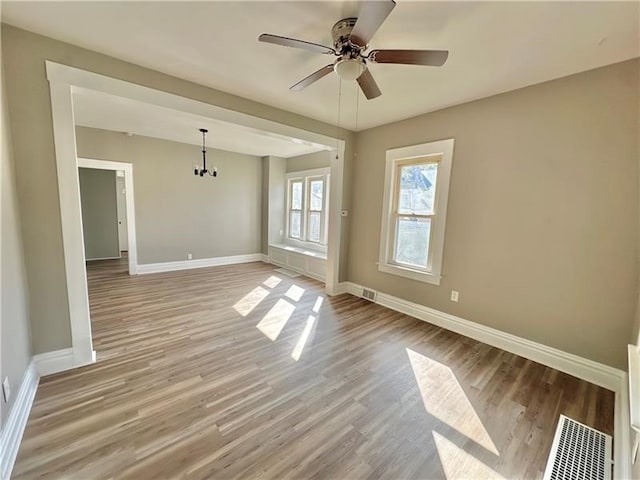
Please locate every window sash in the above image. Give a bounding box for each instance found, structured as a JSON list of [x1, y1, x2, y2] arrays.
[[288, 179, 304, 239], [390, 213, 434, 271], [289, 209, 302, 239], [306, 177, 325, 244], [389, 156, 441, 272], [308, 178, 324, 212]]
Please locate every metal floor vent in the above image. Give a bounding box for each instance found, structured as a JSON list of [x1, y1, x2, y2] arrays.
[[362, 288, 377, 302], [543, 415, 612, 480]]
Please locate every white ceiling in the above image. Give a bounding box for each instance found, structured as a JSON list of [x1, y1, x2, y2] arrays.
[[2, 1, 639, 131], [72, 87, 330, 158]]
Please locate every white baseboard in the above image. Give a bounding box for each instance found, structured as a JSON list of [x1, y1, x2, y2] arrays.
[[34, 348, 75, 377], [136, 253, 264, 275], [261, 254, 270, 263], [0, 361, 39, 480], [333, 282, 349, 295], [86, 255, 121, 261], [341, 281, 624, 390], [339, 280, 630, 479]]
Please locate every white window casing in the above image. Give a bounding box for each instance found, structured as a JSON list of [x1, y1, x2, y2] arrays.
[[285, 167, 330, 251], [378, 139, 455, 285]]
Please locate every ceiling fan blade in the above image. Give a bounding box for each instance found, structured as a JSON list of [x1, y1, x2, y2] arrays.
[[368, 49, 449, 66], [349, 0, 396, 48], [258, 34, 336, 55], [290, 64, 335, 91], [356, 68, 382, 99]]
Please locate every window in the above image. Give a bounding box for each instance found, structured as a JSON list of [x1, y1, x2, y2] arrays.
[[289, 180, 303, 239], [286, 168, 330, 248], [379, 139, 454, 285]]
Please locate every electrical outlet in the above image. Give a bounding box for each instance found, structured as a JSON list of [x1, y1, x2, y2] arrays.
[[450, 290, 459, 302], [2, 377, 10, 403], [187, 253, 193, 260]]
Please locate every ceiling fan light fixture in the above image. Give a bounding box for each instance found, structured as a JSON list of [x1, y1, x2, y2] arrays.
[[334, 58, 366, 81]]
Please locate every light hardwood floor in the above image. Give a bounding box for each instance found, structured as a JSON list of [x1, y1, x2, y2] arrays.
[[13, 258, 613, 479]]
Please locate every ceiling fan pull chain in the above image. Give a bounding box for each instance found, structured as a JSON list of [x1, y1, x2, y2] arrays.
[[336, 78, 342, 160], [355, 81, 360, 132]]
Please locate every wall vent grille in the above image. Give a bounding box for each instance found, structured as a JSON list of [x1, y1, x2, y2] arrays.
[[543, 415, 612, 480], [362, 288, 377, 302]]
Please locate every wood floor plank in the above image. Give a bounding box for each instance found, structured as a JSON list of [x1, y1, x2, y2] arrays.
[[12, 257, 614, 479]]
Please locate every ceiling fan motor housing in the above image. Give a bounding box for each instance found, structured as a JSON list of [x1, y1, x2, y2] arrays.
[[332, 17, 367, 80], [332, 18, 360, 56]]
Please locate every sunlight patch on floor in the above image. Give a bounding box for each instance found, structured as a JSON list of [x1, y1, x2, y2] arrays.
[[312, 296, 324, 313], [291, 315, 317, 361], [433, 431, 505, 480], [285, 285, 305, 302], [263, 276, 282, 288], [233, 286, 269, 317], [407, 348, 499, 456], [256, 299, 295, 341]]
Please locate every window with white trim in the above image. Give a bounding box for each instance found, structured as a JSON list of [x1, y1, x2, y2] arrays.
[[379, 139, 454, 285], [286, 168, 330, 249]]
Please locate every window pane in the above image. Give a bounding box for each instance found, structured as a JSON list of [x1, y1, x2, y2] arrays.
[[398, 163, 438, 215], [309, 180, 323, 211], [308, 212, 321, 242], [291, 181, 303, 210], [394, 217, 431, 268], [290, 211, 301, 238]]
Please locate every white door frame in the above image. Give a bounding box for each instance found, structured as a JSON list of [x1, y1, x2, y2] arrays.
[[78, 158, 138, 275], [46, 61, 345, 369], [115, 174, 129, 253]]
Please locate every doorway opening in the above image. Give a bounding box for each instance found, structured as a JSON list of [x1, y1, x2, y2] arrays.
[[77, 158, 138, 276]]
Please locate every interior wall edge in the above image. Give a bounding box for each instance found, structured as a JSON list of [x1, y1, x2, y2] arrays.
[[0, 360, 38, 480]]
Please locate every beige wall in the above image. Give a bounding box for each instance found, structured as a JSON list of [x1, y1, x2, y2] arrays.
[[78, 168, 120, 260], [1, 24, 353, 354], [76, 127, 262, 264], [349, 59, 640, 369], [1, 62, 32, 427], [287, 150, 331, 173]]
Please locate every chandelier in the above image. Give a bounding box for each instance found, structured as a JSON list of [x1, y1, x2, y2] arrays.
[[194, 128, 217, 177]]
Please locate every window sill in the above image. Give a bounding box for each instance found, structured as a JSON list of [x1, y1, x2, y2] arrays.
[[378, 262, 441, 285], [270, 243, 327, 260], [283, 238, 327, 254]]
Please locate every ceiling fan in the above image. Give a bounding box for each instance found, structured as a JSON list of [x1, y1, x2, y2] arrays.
[[258, 0, 448, 100]]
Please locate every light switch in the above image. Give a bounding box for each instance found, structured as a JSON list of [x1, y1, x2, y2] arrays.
[[2, 377, 10, 403]]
